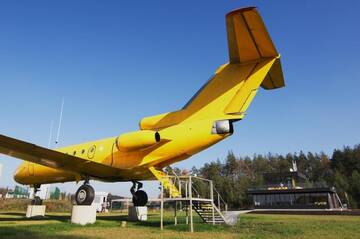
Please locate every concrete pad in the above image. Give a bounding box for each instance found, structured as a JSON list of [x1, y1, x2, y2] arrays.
[[128, 206, 147, 221], [71, 205, 96, 225], [26, 205, 46, 218], [223, 211, 248, 225]]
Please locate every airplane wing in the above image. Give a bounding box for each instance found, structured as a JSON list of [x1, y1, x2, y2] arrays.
[[226, 7, 284, 89], [0, 134, 121, 179]]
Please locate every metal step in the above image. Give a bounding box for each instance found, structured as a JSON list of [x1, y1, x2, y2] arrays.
[[192, 202, 227, 224]]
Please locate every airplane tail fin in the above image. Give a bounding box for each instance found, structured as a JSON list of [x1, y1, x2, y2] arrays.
[[226, 7, 284, 89], [140, 7, 285, 130]]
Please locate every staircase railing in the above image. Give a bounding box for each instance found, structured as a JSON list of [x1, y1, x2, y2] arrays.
[[159, 173, 229, 231], [213, 187, 228, 212], [160, 173, 227, 212]]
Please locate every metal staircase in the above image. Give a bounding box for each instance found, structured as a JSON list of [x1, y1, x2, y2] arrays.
[[192, 201, 226, 224], [158, 169, 229, 231]]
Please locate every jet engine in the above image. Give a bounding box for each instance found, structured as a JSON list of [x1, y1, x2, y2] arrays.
[[116, 130, 160, 151], [211, 120, 233, 134]]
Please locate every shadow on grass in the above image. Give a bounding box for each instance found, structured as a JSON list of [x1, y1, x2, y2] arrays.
[[0, 211, 228, 234], [0, 225, 88, 239], [96, 214, 128, 221], [0, 212, 70, 222], [134, 219, 230, 232]]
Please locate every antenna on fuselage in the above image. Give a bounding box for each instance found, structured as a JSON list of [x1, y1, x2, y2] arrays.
[[48, 120, 54, 148], [55, 98, 65, 145]]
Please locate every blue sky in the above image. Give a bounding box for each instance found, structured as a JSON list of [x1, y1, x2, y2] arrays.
[[0, 1, 359, 198]]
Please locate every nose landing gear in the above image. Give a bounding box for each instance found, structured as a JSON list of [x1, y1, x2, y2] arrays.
[[75, 180, 95, 205], [131, 181, 148, 206]]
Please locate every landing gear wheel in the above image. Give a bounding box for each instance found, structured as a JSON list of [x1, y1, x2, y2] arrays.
[[31, 196, 42, 205], [75, 184, 95, 205], [31, 185, 42, 205], [132, 190, 148, 206]]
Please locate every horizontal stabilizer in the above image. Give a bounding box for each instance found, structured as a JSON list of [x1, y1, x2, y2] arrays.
[[224, 58, 277, 114], [261, 57, 285, 89]]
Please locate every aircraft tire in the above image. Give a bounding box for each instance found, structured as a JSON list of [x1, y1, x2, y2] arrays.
[[75, 184, 95, 205], [31, 196, 42, 205], [132, 190, 148, 206]]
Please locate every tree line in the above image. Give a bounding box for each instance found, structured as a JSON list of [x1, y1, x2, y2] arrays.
[[185, 144, 360, 209]]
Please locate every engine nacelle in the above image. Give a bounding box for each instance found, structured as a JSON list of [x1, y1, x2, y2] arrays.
[[139, 112, 170, 130], [211, 120, 233, 134], [116, 130, 160, 151]]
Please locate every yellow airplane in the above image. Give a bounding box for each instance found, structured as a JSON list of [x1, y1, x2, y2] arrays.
[[0, 7, 284, 206]]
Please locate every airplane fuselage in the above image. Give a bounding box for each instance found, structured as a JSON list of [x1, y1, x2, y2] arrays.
[[14, 118, 231, 185]]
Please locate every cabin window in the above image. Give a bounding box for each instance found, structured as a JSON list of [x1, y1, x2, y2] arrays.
[[81, 149, 85, 154], [73, 151, 76, 155]]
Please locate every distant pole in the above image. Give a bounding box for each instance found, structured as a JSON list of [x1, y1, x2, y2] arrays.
[[55, 98, 64, 145]]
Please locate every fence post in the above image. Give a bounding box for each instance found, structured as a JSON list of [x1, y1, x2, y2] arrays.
[[189, 176, 194, 232], [210, 180, 215, 225], [174, 201, 177, 225], [179, 179, 182, 210], [218, 193, 221, 211], [160, 181, 164, 230]]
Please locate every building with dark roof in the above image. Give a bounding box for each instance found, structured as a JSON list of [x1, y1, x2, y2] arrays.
[[248, 170, 344, 210]]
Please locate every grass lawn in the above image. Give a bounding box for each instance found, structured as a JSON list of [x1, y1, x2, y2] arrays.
[[0, 210, 359, 239]]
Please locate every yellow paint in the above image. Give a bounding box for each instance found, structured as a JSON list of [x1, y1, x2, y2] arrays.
[[8, 8, 285, 192], [116, 130, 160, 152], [149, 167, 181, 197]]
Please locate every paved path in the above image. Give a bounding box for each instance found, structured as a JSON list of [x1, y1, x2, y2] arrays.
[[223, 210, 253, 225]]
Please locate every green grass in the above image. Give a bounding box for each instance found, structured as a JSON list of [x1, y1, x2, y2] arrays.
[[0, 210, 359, 239]]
